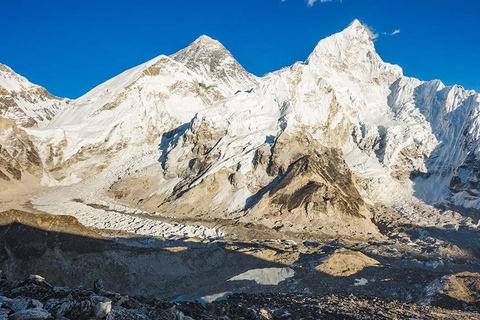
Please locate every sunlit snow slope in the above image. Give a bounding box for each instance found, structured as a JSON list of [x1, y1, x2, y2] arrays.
[[0, 64, 68, 128]]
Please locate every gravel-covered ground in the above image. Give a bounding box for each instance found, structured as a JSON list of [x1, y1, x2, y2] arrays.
[[1, 209, 479, 319], [0, 273, 479, 320]]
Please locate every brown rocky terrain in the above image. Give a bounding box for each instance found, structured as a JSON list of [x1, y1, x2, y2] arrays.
[[109, 132, 380, 241], [0, 273, 479, 319], [0, 209, 478, 319], [0, 118, 44, 193]]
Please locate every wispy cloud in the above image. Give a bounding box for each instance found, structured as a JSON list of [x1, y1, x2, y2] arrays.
[[364, 24, 401, 41], [281, 0, 337, 6], [382, 29, 401, 36], [364, 24, 379, 41], [306, 0, 333, 6]]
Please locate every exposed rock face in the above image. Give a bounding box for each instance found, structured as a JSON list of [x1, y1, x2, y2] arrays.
[[0, 64, 68, 189], [450, 152, 480, 204], [247, 134, 373, 236], [0, 64, 68, 128], [108, 127, 378, 238], [0, 118, 43, 191], [389, 78, 480, 208]]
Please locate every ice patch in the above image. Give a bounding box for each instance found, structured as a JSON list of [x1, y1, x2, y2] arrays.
[[172, 292, 232, 304], [228, 267, 295, 285], [353, 278, 368, 286]]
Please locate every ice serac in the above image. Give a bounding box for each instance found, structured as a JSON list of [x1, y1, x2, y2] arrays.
[[0, 63, 68, 128]]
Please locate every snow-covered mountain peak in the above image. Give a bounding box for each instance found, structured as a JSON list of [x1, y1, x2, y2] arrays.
[[36, 37, 261, 179], [0, 63, 37, 93], [0, 63, 68, 127], [171, 35, 257, 94], [72, 54, 176, 106], [192, 34, 222, 47], [346, 19, 372, 39], [349, 19, 363, 28], [306, 19, 402, 83], [309, 19, 374, 57]]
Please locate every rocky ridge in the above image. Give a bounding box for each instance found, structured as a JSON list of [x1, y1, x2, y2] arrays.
[[0, 64, 68, 128]]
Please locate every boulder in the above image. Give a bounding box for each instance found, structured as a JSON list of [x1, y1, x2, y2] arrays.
[[0, 296, 13, 308], [24, 275, 52, 289], [0, 308, 9, 316], [166, 306, 194, 320], [44, 298, 76, 318], [9, 309, 50, 320], [10, 298, 30, 312], [91, 296, 112, 318]]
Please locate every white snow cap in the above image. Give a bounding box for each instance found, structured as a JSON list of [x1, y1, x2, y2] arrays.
[[193, 34, 221, 44]]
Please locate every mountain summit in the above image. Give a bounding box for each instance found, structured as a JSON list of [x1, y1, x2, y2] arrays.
[[171, 35, 257, 94], [307, 19, 402, 83], [0, 64, 68, 127]]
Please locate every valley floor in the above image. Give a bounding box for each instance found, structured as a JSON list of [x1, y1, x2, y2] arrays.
[[0, 185, 479, 319]]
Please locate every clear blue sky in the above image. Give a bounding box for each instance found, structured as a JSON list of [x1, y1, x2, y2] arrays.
[[2, 0, 479, 98]]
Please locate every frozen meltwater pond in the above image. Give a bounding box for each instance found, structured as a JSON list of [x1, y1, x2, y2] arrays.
[[172, 292, 232, 304], [228, 267, 295, 285]]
